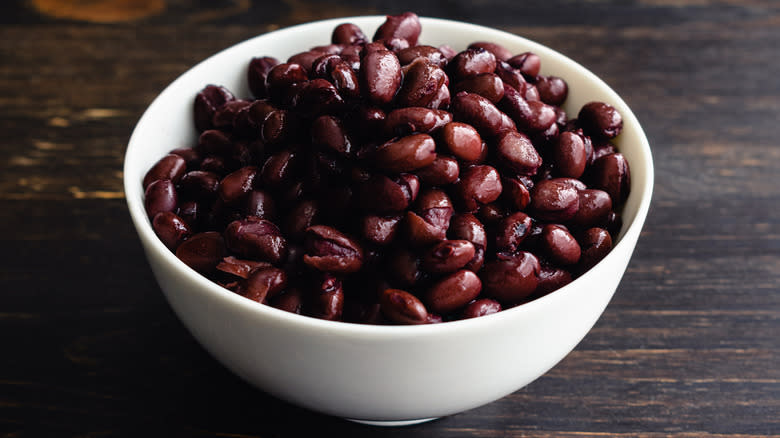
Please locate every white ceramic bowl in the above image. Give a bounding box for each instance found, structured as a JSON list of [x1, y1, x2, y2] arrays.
[[125, 16, 653, 425]]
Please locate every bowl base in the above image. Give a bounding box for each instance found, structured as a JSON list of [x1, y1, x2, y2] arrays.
[[346, 417, 439, 426]]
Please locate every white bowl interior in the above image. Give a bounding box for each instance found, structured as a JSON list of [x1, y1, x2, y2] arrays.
[[124, 16, 653, 422]]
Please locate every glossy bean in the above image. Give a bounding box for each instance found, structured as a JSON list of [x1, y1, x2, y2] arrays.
[[360, 49, 402, 105], [247, 56, 279, 98], [439, 122, 483, 162], [541, 224, 581, 265], [578, 101, 623, 140], [495, 130, 542, 175], [396, 45, 447, 67], [553, 131, 587, 178], [332, 23, 368, 45], [152, 211, 191, 251], [422, 240, 475, 274], [448, 213, 487, 272], [218, 166, 258, 204], [405, 188, 454, 246], [425, 270, 482, 314], [194, 85, 235, 132], [383, 107, 452, 137], [468, 41, 512, 62], [571, 189, 612, 228], [535, 75, 568, 106], [530, 178, 580, 222], [586, 152, 631, 205], [224, 217, 288, 264], [449, 48, 497, 80], [380, 288, 428, 325], [361, 214, 403, 245], [372, 133, 436, 173], [453, 165, 503, 212], [175, 231, 227, 274], [236, 266, 288, 303], [507, 52, 541, 78], [578, 227, 613, 271], [144, 179, 177, 219], [462, 298, 502, 319], [481, 251, 540, 303], [414, 155, 459, 186], [373, 12, 422, 46], [143, 154, 186, 189], [303, 225, 363, 274], [454, 73, 505, 103], [451, 91, 516, 138], [494, 211, 533, 254], [307, 273, 345, 321]]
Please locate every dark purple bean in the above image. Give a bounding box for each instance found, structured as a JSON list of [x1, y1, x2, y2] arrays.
[[397, 58, 448, 108], [477, 202, 505, 225], [535, 75, 568, 106], [593, 141, 617, 162], [264, 63, 308, 102], [448, 213, 487, 271], [494, 211, 533, 253], [406, 188, 454, 246], [143, 154, 186, 189], [468, 41, 512, 62], [425, 270, 482, 314], [397, 45, 448, 67], [451, 91, 516, 138], [462, 298, 502, 319], [144, 179, 177, 219], [283, 199, 318, 242], [194, 85, 235, 132], [481, 251, 541, 303], [438, 44, 457, 60], [605, 211, 623, 237], [439, 122, 483, 162], [361, 214, 403, 246], [535, 265, 573, 296], [179, 170, 219, 201], [387, 248, 423, 288], [261, 109, 296, 145], [449, 48, 497, 80], [454, 165, 503, 212], [303, 225, 363, 274], [496, 130, 542, 176], [212, 99, 251, 130], [291, 78, 345, 117], [169, 147, 201, 169], [224, 217, 287, 264], [578, 102, 623, 140], [589, 152, 631, 205], [380, 288, 428, 325], [236, 266, 287, 303], [244, 189, 277, 220], [176, 200, 204, 229], [307, 273, 345, 321], [427, 83, 451, 110], [310, 115, 352, 157], [196, 130, 232, 157], [384, 107, 452, 137], [571, 189, 612, 228], [507, 52, 541, 78], [373, 12, 422, 47], [499, 84, 557, 133], [495, 61, 526, 91], [216, 256, 272, 280], [454, 73, 505, 103], [357, 173, 419, 213], [502, 176, 531, 210], [287, 50, 326, 74], [260, 149, 298, 189], [541, 224, 581, 265], [415, 155, 460, 186], [311, 54, 360, 99], [175, 231, 227, 274], [218, 166, 258, 204], [422, 240, 475, 274], [530, 178, 580, 222], [332, 23, 368, 45], [152, 211, 191, 251], [553, 131, 587, 178], [248, 56, 279, 98], [372, 133, 436, 173], [269, 287, 303, 314], [360, 49, 402, 105], [578, 227, 613, 271]]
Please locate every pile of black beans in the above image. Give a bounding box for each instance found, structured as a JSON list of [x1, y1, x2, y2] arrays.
[[142, 12, 630, 324]]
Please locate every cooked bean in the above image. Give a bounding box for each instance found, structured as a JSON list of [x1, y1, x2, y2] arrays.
[[218, 166, 258, 204], [248, 56, 279, 98], [384, 107, 452, 137], [451, 91, 516, 138], [360, 49, 402, 105], [578, 101, 623, 140], [495, 130, 542, 176], [553, 131, 587, 178], [372, 133, 437, 173], [396, 45, 447, 67], [380, 288, 428, 325], [422, 240, 475, 274], [468, 41, 512, 62], [406, 188, 454, 246], [236, 266, 287, 303], [332, 23, 368, 45], [530, 178, 580, 222], [425, 270, 482, 314], [535, 75, 568, 106], [541, 224, 581, 265], [175, 231, 227, 274], [194, 85, 235, 132], [216, 256, 272, 280], [144, 179, 177, 219], [414, 155, 460, 186], [462, 298, 502, 319], [494, 212, 533, 254], [448, 213, 487, 272], [307, 273, 345, 321], [143, 154, 186, 189], [397, 58, 448, 108], [225, 217, 287, 264], [449, 48, 497, 80], [361, 214, 403, 245], [439, 122, 484, 162], [303, 225, 363, 274], [481, 252, 540, 303], [499, 84, 557, 133], [453, 165, 502, 212], [507, 52, 541, 78], [571, 189, 612, 228], [587, 152, 631, 205], [373, 12, 422, 46], [152, 211, 191, 251], [578, 227, 613, 271]]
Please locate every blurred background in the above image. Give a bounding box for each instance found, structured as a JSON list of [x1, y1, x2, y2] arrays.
[[1, 1, 778, 437]]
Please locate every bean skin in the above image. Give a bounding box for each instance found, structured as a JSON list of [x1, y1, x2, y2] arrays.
[[268, 287, 303, 314], [361, 215, 403, 246], [499, 84, 557, 133], [541, 224, 581, 266], [194, 85, 235, 132], [414, 155, 460, 186], [236, 266, 288, 303], [578, 227, 613, 271], [380, 288, 428, 325], [535, 75, 568, 106], [307, 273, 345, 321], [578, 101, 623, 140], [396, 58, 448, 108], [495, 130, 542, 176], [216, 256, 272, 280], [454, 73, 505, 103], [372, 133, 437, 173], [425, 270, 482, 314], [383, 107, 453, 137], [303, 225, 364, 274], [468, 41, 513, 62], [553, 131, 587, 178], [453, 165, 503, 212], [218, 166, 258, 205], [571, 189, 612, 228], [586, 152, 631, 205], [396, 45, 448, 67], [530, 178, 580, 222], [247, 56, 279, 99], [462, 298, 502, 319], [360, 49, 402, 106], [143, 154, 186, 189], [332, 23, 368, 45], [387, 248, 423, 288], [152, 211, 191, 251], [535, 265, 573, 296], [373, 12, 422, 47], [451, 91, 516, 138], [439, 122, 483, 162], [422, 240, 476, 274], [507, 52, 541, 78], [224, 217, 288, 264], [175, 231, 227, 274], [494, 212, 533, 254], [144, 179, 177, 219], [481, 251, 540, 303], [406, 188, 454, 246], [501, 176, 531, 210], [448, 213, 487, 272], [449, 48, 497, 80]]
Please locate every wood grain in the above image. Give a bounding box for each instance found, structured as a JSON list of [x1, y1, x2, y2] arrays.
[[1, 1, 778, 436]]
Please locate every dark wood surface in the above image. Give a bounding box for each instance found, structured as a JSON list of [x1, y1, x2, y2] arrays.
[[2, 1, 778, 436]]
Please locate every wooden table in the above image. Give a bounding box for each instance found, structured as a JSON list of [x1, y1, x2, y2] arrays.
[[2, 1, 778, 436]]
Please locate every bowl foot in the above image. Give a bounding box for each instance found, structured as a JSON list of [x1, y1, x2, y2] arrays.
[[346, 417, 439, 426]]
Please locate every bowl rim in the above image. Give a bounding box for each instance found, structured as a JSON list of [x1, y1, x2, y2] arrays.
[[124, 15, 654, 339]]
